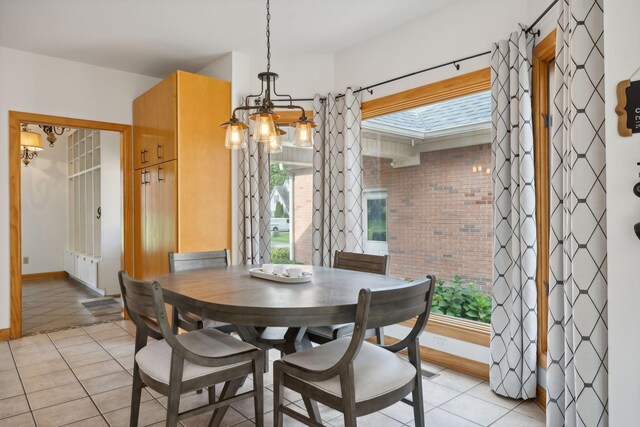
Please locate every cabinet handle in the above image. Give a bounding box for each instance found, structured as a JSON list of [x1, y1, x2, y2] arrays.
[[157, 166, 165, 182], [145, 171, 151, 184], [141, 149, 148, 164], [157, 144, 163, 160]]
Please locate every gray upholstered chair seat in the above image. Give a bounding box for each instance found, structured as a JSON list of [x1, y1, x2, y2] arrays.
[[280, 338, 416, 402], [136, 328, 255, 385]]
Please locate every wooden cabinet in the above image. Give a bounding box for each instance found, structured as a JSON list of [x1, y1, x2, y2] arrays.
[[133, 74, 177, 169], [133, 71, 231, 280]]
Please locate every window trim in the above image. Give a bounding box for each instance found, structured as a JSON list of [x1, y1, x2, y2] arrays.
[[361, 68, 492, 345], [363, 189, 388, 244], [532, 29, 557, 372]]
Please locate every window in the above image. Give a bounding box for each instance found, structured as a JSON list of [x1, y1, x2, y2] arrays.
[[361, 90, 493, 325], [268, 119, 314, 265], [532, 29, 557, 368]]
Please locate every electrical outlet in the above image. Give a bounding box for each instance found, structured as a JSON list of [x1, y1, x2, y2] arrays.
[[23, 256, 29, 264]]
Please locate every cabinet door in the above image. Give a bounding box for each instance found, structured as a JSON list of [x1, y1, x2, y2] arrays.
[[133, 92, 152, 170], [133, 168, 148, 279], [152, 74, 177, 165], [145, 161, 177, 279]]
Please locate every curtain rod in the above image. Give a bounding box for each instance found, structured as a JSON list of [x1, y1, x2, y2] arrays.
[[333, 0, 559, 100]]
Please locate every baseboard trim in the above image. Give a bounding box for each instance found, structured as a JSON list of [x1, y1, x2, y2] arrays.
[[536, 384, 546, 411], [0, 328, 10, 341], [382, 336, 489, 380], [21, 271, 68, 281]]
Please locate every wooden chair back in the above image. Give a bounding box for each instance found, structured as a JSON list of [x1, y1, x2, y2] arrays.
[[118, 270, 164, 340], [168, 249, 229, 273], [333, 251, 388, 275]]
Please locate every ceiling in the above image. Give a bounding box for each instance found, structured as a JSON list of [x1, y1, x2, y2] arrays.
[[0, 0, 449, 78]]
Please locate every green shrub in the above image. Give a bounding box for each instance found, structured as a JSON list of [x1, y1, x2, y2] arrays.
[[431, 276, 492, 323], [270, 248, 300, 265]]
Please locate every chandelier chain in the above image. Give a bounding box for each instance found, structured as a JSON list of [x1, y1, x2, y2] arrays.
[[266, 0, 271, 72]]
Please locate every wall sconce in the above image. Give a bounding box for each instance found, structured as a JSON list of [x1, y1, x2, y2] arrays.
[[20, 124, 44, 167]]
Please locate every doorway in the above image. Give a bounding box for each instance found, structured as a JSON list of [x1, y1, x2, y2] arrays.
[[9, 111, 134, 339]]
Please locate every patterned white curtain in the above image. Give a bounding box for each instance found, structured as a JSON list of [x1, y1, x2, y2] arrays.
[[238, 107, 271, 265], [311, 89, 364, 267], [546, 1, 608, 426], [489, 24, 538, 400]]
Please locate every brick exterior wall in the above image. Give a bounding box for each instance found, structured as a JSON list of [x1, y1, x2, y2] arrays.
[[363, 143, 493, 293], [291, 168, 313, 265]]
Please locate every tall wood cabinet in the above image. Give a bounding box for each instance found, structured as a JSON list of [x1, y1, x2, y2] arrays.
[[133, 71, 231, 280]]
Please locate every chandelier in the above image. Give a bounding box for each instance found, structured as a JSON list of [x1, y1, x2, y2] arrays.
[[220, 0, 315, 152], [20, 124, 44, 166]]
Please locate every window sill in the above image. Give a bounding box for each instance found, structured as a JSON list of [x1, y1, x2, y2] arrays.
[[402, 313, 490, 347]]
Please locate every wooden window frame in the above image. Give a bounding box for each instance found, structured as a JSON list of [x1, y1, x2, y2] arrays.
[[532, 29, 557, 372], [361, 68, 492, 348]]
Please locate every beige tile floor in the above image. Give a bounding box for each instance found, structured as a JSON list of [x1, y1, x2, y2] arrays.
[[22, 278, 122, 335], [0, 320, 546, 426]]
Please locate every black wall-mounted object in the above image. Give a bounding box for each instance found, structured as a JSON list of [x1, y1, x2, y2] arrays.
[[635, 222, 640, 240], [633, 182, 640, 197]]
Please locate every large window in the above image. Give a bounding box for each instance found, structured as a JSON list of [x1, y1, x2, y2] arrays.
[[268, 122, 314, 265], [361, 90, 493, 324]]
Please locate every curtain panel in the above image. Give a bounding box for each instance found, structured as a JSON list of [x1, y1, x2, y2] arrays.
[[546, 1, 608, 426], [238, 107, 272, 265], [311, 89, 364, 267], [489, 24, 538, 400]]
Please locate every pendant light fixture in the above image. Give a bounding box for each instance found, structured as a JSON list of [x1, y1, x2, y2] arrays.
[[20, 124, 44, 166], [220, 0, 316, 152], [38, 125, 68, 147]]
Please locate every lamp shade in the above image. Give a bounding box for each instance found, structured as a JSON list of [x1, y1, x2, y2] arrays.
[[265, 128, 286, 154], [293, 119, 315, 148], [249, 113, 278, 144], [20, 130, 44, 151], [222, 120, 248, 149]]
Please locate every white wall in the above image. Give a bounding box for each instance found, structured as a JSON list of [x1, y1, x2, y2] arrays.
[[0, 47, 160, 329], [20, 128, 68, 275], [604, 0, 640, 424], [334, 0, 529, 100]]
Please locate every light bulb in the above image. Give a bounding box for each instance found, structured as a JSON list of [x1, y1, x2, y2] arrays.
[[223, 122, 247, 149], [293, 122, 314, 147], [250, 113, 277, 143]]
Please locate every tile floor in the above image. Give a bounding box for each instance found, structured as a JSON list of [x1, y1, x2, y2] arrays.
[[0, 320, 545, 426], [22, 278, 122, 335]]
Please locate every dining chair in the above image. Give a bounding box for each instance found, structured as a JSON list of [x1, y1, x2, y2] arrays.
[[118, 271, 264, 427], [306, 250, 389, 345], [168, 249, 235, 334], [273, 275, 435, 427]]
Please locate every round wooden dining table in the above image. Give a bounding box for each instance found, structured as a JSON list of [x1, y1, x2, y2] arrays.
[[155, 264, 407, 328]]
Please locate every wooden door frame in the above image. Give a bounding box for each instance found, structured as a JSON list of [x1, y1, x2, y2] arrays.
[[9, 111, 133, 339]]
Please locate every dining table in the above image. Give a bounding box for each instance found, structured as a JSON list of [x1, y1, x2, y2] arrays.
[[154, 263, 409, 425]]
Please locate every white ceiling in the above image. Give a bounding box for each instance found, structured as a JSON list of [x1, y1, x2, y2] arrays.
[[0, 0, 449, 78]]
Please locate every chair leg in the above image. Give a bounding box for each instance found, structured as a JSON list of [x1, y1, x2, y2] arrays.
[[253, 352, 264, 427], [166, 353, 185, 427], [208, 385, 216, 404], [130, 331, 147, 427], [340, 364, 357, 427], [375, 327, 385, 345], [130, 364, 144, 427], [273, 362, 284, 427], [408, 339, 425, 427], [264, 350, 270, 373]]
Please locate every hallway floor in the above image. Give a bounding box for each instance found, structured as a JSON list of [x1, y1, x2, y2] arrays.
[[22, 277, 122, 335], [0, 320, 546, 427]]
